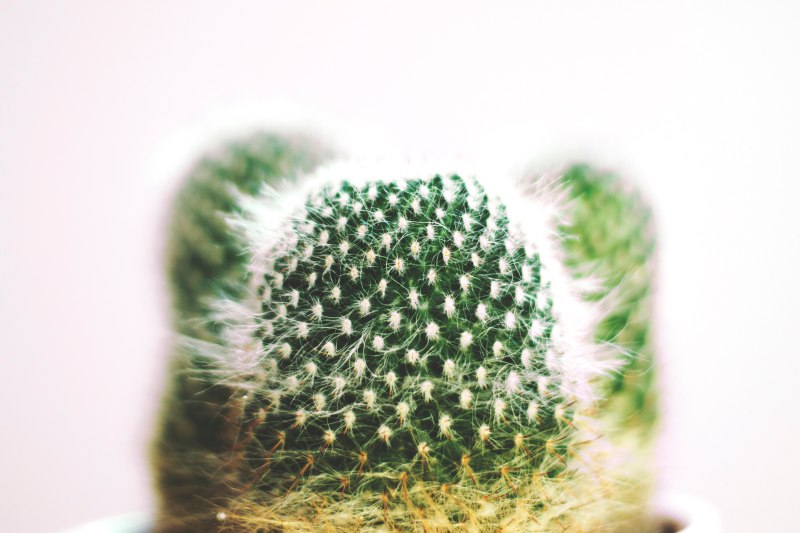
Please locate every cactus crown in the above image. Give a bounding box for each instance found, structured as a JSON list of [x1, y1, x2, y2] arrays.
[[253, 174, 567, 494]]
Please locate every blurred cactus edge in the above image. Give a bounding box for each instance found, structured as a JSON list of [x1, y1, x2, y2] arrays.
[[152, 130, 659, 533]]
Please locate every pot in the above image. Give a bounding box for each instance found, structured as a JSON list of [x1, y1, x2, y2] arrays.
[[61, 491, 719, 533]]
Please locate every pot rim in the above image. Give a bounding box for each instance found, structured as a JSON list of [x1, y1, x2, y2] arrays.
[[61, 490, 720, 532], [652, 489, 721, 533]]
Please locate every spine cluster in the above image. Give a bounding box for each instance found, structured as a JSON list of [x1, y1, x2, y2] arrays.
[[251, 175, 571, 499]]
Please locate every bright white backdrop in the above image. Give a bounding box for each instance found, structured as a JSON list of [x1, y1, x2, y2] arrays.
[[1, 2, 798, 532]]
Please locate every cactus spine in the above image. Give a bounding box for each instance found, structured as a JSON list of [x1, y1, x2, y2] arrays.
[[154, 137, 656, 532]]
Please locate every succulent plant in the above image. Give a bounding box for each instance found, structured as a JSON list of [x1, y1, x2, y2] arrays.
[[165, 131, 334, 341], [153, 134, 657, 532]]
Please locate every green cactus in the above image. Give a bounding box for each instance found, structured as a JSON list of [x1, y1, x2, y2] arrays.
[[153, 131, 333, 530], [153, 140, 657, 532], [559, 165, 658, 439]]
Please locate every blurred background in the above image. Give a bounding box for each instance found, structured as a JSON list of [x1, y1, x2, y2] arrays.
[[1, 2, 798, 532]]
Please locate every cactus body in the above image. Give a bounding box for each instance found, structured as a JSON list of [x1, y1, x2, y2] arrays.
[[154, 138, 656, 532], [559, 165, 658, 437]]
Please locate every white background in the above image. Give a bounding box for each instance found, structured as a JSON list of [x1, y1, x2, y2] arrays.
[[1, 2, 798, 532]]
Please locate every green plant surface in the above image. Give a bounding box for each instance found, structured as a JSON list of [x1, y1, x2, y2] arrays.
[[166, 132, 333, 339], [559, 165, 658, 438]]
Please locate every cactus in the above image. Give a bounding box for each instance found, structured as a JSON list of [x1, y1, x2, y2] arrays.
[[165, 131, 334, 340], [559, 165, 658, 439], [153, 138, 657, 532]]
